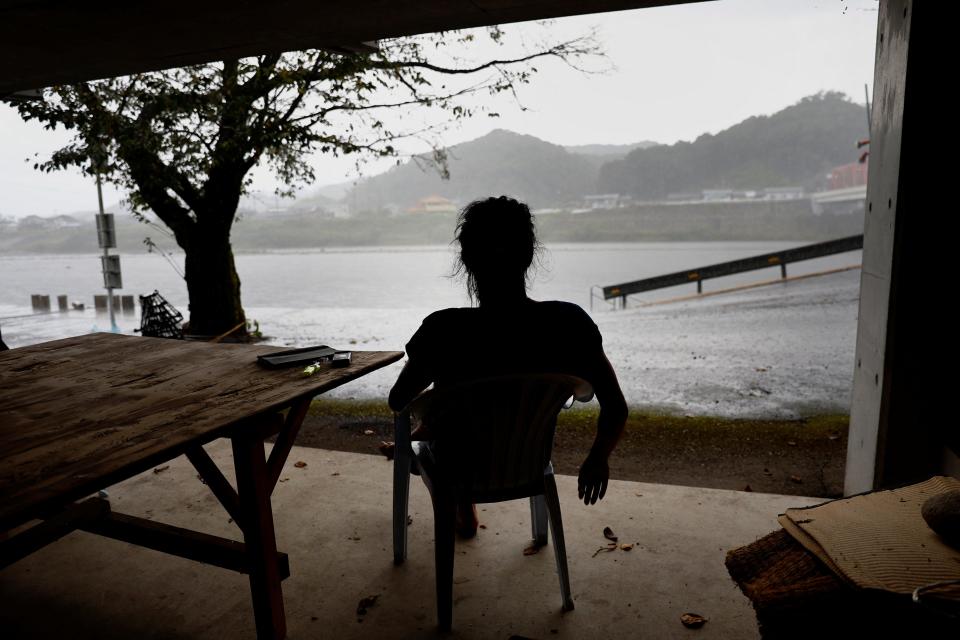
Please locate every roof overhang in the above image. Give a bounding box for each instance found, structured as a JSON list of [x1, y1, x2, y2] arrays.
[[0, 1, 706, 95]]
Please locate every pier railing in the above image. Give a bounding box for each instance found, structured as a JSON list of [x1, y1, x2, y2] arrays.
[[593, 234, 863, 309]]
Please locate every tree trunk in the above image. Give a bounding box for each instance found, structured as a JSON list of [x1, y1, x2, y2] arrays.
[[183, 226, 246, 338]]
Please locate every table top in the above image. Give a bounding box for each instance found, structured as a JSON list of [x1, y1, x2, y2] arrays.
[[0, 333, 403, 530]]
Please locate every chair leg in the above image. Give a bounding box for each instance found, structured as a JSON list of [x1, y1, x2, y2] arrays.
[[530, 495, 548, 546], [393, 451, 411, 565], [544, 473, 574, 611], [432, 487, 457, 631]]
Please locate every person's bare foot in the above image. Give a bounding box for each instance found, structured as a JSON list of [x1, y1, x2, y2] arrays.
[[378, 441, 395, 460], [456, 501, 479, 539]]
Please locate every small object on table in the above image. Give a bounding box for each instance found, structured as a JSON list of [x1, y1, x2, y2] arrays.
[[258, 345, 336, 368]]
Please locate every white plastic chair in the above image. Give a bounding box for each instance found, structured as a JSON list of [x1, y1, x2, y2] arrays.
[[392, 373, 594, 631]]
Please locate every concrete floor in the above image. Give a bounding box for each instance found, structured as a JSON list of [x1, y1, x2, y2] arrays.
[[0, 442, 821, 639]]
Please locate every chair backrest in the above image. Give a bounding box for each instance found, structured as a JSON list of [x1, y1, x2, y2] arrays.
[[409, 374, 593, 502]]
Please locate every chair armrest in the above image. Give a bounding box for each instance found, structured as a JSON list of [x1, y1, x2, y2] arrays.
[[394, 388, 433, 449]]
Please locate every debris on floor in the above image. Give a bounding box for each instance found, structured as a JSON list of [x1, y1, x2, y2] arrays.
[[592, 542, 618, 558], [680, 613, 708, 629], [356, 594, 379, 621]]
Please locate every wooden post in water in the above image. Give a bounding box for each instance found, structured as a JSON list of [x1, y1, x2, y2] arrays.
[[30, 295, 51, 312]]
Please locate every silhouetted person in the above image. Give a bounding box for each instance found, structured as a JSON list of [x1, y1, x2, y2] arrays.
[[389, 196, 627, 536]]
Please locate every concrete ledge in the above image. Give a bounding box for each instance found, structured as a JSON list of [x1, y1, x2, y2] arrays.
[[0, 443, 821, 639]]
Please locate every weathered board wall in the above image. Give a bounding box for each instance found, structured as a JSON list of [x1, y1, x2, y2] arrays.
[[845, 1, 954, 493]]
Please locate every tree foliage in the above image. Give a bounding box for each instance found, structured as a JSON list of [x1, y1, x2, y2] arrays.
[[15, 26, 601, 335]]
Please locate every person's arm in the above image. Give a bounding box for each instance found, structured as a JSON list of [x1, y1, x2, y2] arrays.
[[577, 350, 628, 505], [388, 358, 433, 412]]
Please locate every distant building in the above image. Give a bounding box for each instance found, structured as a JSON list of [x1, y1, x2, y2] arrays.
[[407, 195, 458, 215], [761, 187, 805, 201], [826, 161, 869, 190], [702, 189, 734, 202], [810, 160, 868, 215], [583, 194, 624, 210]]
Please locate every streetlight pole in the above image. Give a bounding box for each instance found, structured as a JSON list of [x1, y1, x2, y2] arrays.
[[94, 167, 121, 332]]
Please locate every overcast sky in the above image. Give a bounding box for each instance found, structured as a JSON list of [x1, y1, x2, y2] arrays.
[[0, 0, 878, 218]]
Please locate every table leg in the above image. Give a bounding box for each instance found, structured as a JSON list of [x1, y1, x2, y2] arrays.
[[233, 432, 286, 640]]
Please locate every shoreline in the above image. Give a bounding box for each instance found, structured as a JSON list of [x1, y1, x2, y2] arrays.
[[300, 398, 849, 499]]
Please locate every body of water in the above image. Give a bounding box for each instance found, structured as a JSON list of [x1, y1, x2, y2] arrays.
[[0, 242, 862, 417]]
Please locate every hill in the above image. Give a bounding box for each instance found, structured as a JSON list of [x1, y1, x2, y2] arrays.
[[597, 92, 868, 199], [349, 129, 603, 212], [563, 141, 657, 157], [348, 94, 866, 212]]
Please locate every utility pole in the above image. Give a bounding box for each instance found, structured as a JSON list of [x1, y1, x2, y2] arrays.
[[94, 167, 121, 332]]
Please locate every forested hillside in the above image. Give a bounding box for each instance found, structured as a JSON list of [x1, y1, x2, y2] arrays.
[[350, 129, 604, 211], [597, 92, 867, 199], [348, 93, 867, 211]]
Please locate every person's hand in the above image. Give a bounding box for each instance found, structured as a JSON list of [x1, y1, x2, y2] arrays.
[[577, 452, 609, 505]]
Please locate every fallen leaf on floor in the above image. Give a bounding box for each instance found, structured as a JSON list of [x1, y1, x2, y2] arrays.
[[603, 526, 618, 542], [294, 461, 307, 468], [348, 535, 361, 541], [479, 524, 487, 529], [356, 594, 379, 618], [790, 475, 803, 484], [523, 544, 541, 556], [680, 613, 708, 629], [331, 472, 340, 476], [635, 493, 643, 497], [620, 543, 634, 551], [592, 543, 619, 558], [153, 465, 170, 474], [755, 367, 767, 372], [279, 477, 289, 483], [363, 429, 375, 435]]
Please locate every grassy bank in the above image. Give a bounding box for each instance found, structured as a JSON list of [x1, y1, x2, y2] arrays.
[[302, 398, 849, 498]]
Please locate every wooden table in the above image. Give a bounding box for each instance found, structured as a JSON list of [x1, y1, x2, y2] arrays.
[[0, 333, 403, 639]]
